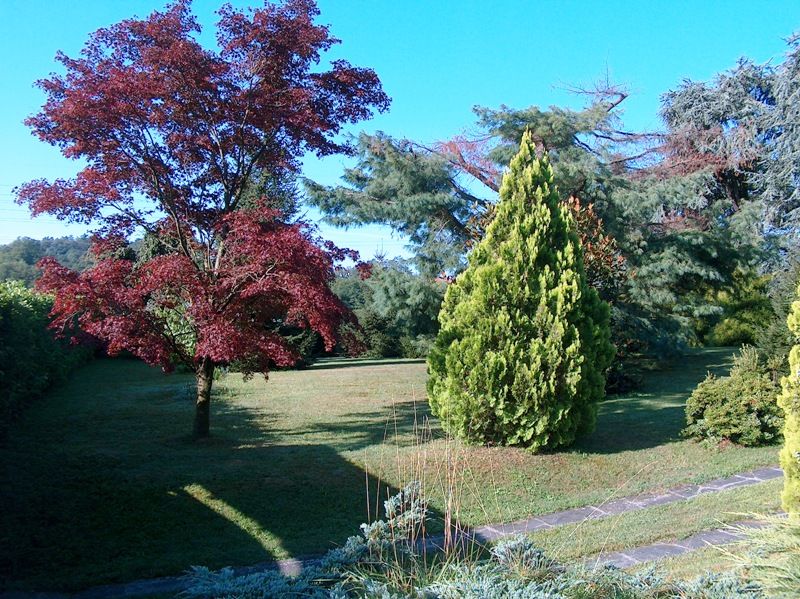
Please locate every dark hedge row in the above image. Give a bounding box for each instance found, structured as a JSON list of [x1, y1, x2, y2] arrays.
[[0, 281, 92, 439]]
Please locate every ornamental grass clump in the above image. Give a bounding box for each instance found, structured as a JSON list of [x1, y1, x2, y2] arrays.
[[426, 131, 614, 451], [729, 515, 800, 599]]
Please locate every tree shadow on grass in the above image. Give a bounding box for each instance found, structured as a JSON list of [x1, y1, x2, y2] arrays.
[[572, 348, 735, 454], [1, 349, 738, 591], [0, 360, 449, 593], [271, 399, 439, 452], [309, 357, 426, 371], [574, 395, 689, 453]]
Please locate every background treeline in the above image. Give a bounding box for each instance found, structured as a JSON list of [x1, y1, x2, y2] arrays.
[[0, 237, 93, 287], [304, 35, 800, 386], [332, 259, 446, 359]]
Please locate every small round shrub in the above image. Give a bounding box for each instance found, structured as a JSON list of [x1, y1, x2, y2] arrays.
[[683, 346, 783, 446]]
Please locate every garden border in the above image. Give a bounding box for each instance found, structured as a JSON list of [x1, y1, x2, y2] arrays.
[[1, 465, 782, 599]]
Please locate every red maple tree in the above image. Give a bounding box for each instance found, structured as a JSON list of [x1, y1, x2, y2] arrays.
[[17, 0, 389, 437]]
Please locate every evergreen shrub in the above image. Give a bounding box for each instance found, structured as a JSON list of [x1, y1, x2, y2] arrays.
[[780, 283, 800, 515], [683, 347, 782, 447], [700, 271, 773, 347], [427, 132, 614, 451]]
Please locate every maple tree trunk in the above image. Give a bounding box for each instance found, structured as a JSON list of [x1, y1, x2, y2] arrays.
[[194, 358, 214, 439]]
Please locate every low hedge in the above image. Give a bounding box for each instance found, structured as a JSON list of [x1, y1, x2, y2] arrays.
[[0, 281, 92, 439]]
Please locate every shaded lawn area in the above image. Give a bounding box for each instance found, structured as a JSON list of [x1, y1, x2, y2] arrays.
[[0, 348, 780, 591]]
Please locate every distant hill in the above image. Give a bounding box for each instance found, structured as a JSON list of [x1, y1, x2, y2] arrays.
[[0, 237, 93, 286]]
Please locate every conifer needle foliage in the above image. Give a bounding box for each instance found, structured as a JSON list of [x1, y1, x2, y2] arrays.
[[427, 131, 614, 451], [780, 283, 800, 515]]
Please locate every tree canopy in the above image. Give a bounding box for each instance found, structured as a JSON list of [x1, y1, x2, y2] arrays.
[[0, 237, 92, 286], [308, 36, 800, 352], [305, 88, 636, 279], [16, 0, 389, 437]]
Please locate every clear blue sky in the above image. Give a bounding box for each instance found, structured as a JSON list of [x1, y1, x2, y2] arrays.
[[1, 0, 798, 258]]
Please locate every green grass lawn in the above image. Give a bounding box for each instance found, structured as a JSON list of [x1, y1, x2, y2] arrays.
[[0, 348, 781, 591], [632, 546, 741, 581]]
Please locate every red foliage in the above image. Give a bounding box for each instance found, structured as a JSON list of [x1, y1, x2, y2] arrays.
[[18, 0, 388, 225], [431, 134, 628, 298], [564, 197, 628, 301], [435, 135, 502, 193], [37, 205, 353, 374], [19, 0, 389, 380]]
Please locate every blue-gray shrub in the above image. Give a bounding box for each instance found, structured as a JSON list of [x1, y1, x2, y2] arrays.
[[183, 484, 764, 599]]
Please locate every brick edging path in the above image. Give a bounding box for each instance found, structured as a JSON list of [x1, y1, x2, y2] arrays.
[[586, 517, 775, 569], [0, 465, 783, 599], [469, 465, 782, 542]]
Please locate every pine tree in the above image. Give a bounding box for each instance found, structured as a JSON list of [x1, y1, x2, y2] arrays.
[[779, 283, 800, 515], [427, 132, 614, 451]]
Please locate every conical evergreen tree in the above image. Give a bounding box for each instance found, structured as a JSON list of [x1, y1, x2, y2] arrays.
[[427, 131, 614, 451], [779, 284, 800, 516]]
